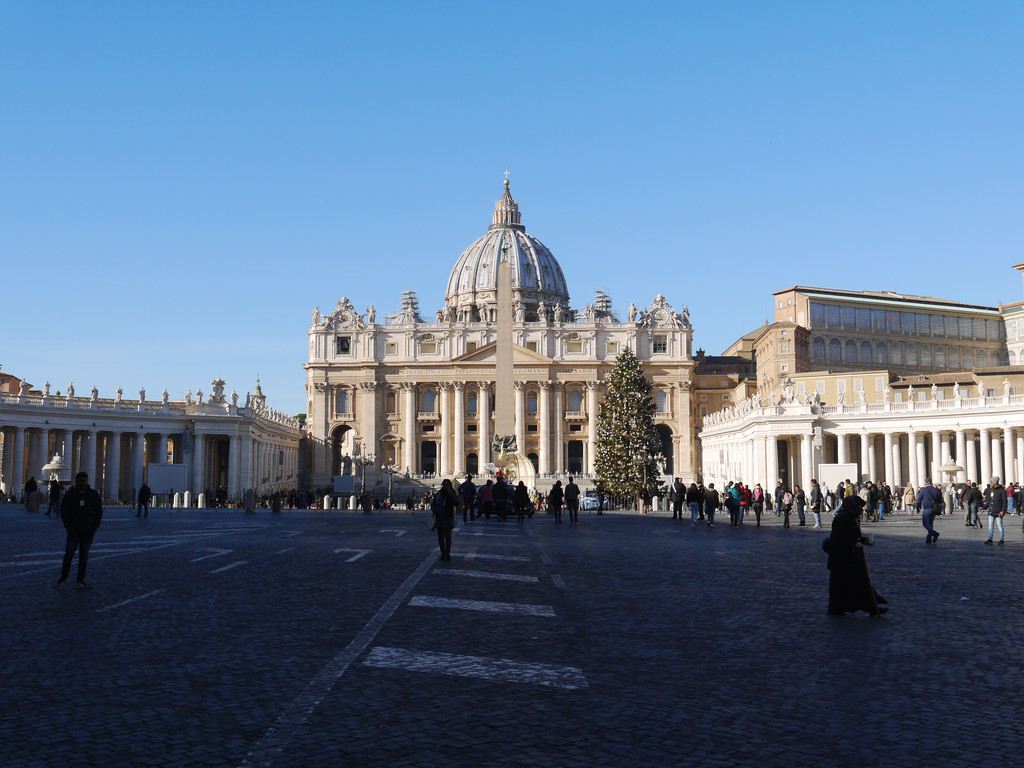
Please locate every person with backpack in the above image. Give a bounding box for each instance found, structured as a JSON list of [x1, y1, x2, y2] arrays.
[[458, 475, 476, 522], [686, 482, 701, 525], [916, 479, 943, 544], [779, 485, 794, 528], [703, 483, 720, 528], [751, 483, 765, 526], [431, 478, 461, 561], [564, 477, 581, 525], [726, 482, 742, 528]]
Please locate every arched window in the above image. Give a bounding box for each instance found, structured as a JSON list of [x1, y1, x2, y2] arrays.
[[336, 390, 350, 414], [844, 339, 857, 361], [962, 349, 973, 369], [828, 338, 841, 360], [875, 343, 887, 364], [655, 391, 668, 412], [568, 390, 583, 412], [859, 340, 872, 363], [421, 389, 436, 412], [812, 336, 825, 359]]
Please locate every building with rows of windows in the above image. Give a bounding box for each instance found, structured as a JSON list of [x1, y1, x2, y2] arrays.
[[303, 180, 696, 489], [698, 270, 1024, 494]]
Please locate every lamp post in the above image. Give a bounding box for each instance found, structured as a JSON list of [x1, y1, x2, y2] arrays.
[[381, 463, 399, 507]]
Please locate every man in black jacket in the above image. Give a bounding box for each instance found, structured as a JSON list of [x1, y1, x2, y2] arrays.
[[916, 479, 943, 544], [57, 472, 103, 588], [983, 476, 1007, 545]]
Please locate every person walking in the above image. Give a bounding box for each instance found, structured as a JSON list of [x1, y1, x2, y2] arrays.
[[794, 484, 807, 526], [779, 485, 794, 528], [137, 483, 151, 518], [431, 479, 460, 561], [773, 481, 785, 517], [726, 482, 741, 528], [904, 483, 917, 515], [564, 477, 581, 525], [46, 478, 62, 516], [595, 481, 606, 515], [751, 483, 765, 526], [826, 496, 888, 617], [878, 482, 892, 520], [965, 482, 982, 528], [477, 480, 495, 520], [809, 479, 823, 528], [458, 475, 477, 522], [916, 479, 943, 544], [56, 472, 103, 588], [671, 477, 685, 520], [548, 481, 564, 523], [686, 482, 701, 526], [983, 476, 1007, 545], [703, 483, 719, 528], [514, 481, 531, 523], [493, 476, 510, 521]]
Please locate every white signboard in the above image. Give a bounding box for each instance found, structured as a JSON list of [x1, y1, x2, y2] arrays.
[[148, 463, 188, 494], [817, 463, 860, 492]]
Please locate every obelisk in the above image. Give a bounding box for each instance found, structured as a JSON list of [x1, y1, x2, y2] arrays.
[[494, 232, 515, 442]]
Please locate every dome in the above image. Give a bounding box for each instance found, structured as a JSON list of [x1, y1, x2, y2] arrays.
[[445, 179, 569, 319]]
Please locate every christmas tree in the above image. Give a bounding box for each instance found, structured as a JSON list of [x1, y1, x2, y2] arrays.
[[594, 349, 663, 499]]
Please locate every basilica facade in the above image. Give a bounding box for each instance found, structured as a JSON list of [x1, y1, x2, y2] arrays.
[[304, 180, 696, 488]]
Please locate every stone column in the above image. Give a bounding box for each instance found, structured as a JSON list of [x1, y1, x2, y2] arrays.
[[992, 430, 1004, 484], [11, 427, 25, 497], [966, 431, 978, 484], [228, 433, 239, 497], [891, 435, 902, 487], [478, 383, 490, 467], [108, 432, 122, 501], [883, 432, 895, 487], [1004, 427, 1015, 486], [1017, 433, 1024, 487], [538, 381, 551, 475], [930, 431, 942, 486], [453, 382, 465, 476], [193, 433, 205, 497], [587, 381, 599, 475], [513, 381, 526, 456], [940, 434, 951, 468], [867, 435, 877, 482], [766, 435, 779, 486], [907, 431, 919, 490], [439, 383, 451, 476], [800, 434, 813, 488], [36, 428, 51, 480], [157, 433, 169, 465], [85, 430, 98, 485], [60, 429, 72, 463], [979, 428, 992, 484], [955, 428, 967, 483], [836, 433, 848, 465], [360, 381, 378, 460], [915, 433, 927, 487], [134, 433, 146, 489], [554, 386, 564, 474], [859, 432, 870, 482], [403, 383, 417, 474], [0, 428, 12, 496]]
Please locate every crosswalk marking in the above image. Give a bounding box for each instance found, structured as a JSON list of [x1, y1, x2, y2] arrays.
[[362, 646, 587, 690], [432, 569, 539, 583], [452, 553, 530, 562], [457, 532, 521, 538], [409, 595, 555, 617]]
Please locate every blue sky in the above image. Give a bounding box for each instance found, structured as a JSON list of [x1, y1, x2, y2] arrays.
[[3, 2, 1023, 416]]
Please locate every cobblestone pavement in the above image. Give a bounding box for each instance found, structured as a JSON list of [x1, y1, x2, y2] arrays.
[[3, 504, 1024, 767]]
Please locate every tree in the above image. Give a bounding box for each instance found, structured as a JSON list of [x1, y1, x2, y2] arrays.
[[594, 349, 663, 498]]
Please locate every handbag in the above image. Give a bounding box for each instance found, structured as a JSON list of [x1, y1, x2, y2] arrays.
[[428, 513, 436, 531]]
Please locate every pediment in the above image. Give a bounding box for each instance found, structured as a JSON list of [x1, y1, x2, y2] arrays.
[[452, 341, 552, 364]]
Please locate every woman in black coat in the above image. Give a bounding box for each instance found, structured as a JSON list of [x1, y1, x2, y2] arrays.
[[514, 481, 532, 523], [432, 479, 461, 561], [827, 496, 887, 616], [548, 481, 564, 524]]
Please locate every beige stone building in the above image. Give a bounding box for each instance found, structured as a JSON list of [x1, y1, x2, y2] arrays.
[[304, 180, 696, 488]]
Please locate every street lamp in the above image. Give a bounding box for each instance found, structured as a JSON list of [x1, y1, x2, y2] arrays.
[[381, 463, 399, 507]]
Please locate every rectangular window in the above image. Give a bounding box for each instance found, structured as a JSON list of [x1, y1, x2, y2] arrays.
[[700, 406, 708, 417], [526, 341, 538, 352], [653, 336, 667, 354], [906, 344, 918, 365], [987, 388, 996, 397], [917, 314, 930, 335], [857, 308, 871, 329], [837, 380, 846, 393], [841, 306, 856, 328], [875, 377, 885, 391], [721, 394, 730, 401], [920, 346, 932, 366], [467, 424, 477, 432], [420, 341, 437, 354], [385, 342, 397, 356], [607, 341, 619, 355], [891, 343, 902, 364], [902, 312, 917, 335], [987, 320, 1000, 340], [335, 336, 351, 355], [931, 315, 944, 336], [567, 340, 583, 354], [894, 392, 903, 403], [780, 341, 790, 352], [816, 381, 826, 394], [973, 318, 986, 339], [934, 347, 945, 367], [527, 424, 538, 433], [826, 305, 841, 327], [872, 310, 886, 331], [797, 382, 806, 394], [810, 303, 826, 325], [781, 364, 789, 372], [944, 316, 958, 338], [699, 394, 707, 401], [527, 394, 538, 413], [917, 390, 927, 402], [886, 311, 900, 332], [467, 394, 477, 414], [568, 424, 582, 432], [853, 378, 863, 393], [467, 341, 478, 352]]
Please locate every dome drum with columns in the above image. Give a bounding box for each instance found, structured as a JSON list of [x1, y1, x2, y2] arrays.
[[304, 178, 696, 491]]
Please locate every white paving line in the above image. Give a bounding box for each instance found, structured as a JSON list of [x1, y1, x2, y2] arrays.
[[279, 531, 303, 538], [409, 595, 556, 617], [209, 561, 247, 574], [274, 547, 294, 554], [433, 569, 539, 583], [457, 532, 522, 538], [333, 548, 372, 562], [190, 548, 233, 562], [362, 646, 588, 690], [452, 553, 530, 562], [95, 589, 166, 613], [237, 547, 438, 768], [551, 574, 566, 588], [540, 552, 553, 565]]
